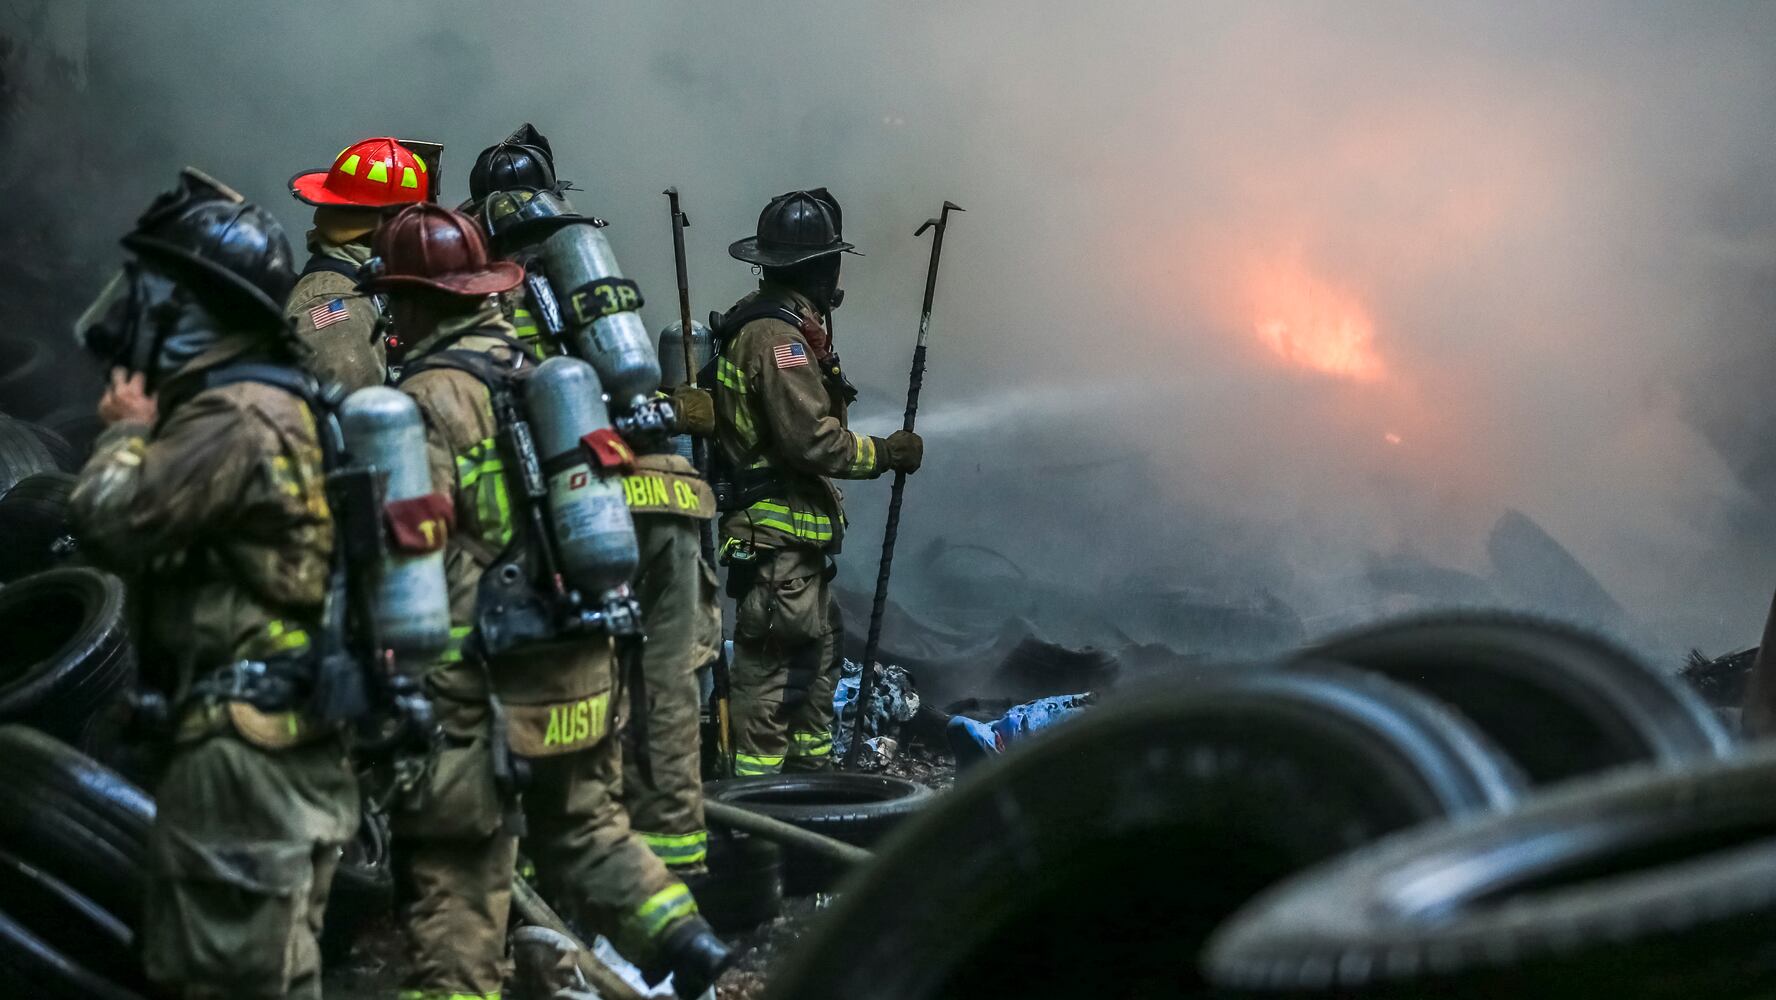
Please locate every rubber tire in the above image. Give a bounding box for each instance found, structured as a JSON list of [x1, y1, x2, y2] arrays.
[[1301, 612, 1732, 785], [0, 472, 76, 583], [320, 803, 394, 965], [706, 773, 935, 895], [0, 413, 61, 498], [0, 909, 144, 1000], [1206, 747, 1776, 999], [0, 335, 56, 421], [691, 829, 784, 934], [0, 725, 155, 926], [766, 667, 1526, 1000], [26, 422, 79, 473], [39, 406, 104, 466], [0, 568, 137, 751], [0, 847, 144, 989]]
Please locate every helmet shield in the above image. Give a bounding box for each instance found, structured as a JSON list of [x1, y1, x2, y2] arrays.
[[398, 138, 445, 202]]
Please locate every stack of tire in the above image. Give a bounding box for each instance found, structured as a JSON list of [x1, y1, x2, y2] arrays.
[[0, 565, 137, 754], [0, 330, 103, 582], [0, 724, 159, 998], [0, 346, 138, 756], [0, 356, 400, 969], [766, 612, 1737, 1000]]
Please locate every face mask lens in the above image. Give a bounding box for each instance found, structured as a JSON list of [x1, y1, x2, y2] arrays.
[[73, 268, 134, 358]]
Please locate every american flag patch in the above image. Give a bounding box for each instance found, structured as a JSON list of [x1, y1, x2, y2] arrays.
[[773, 342, 809, 369], [308, 299, 349, 330]]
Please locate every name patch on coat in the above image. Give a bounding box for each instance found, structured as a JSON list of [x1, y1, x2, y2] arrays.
[[622, 469, 715, 519], [505, 693, 613, 757]]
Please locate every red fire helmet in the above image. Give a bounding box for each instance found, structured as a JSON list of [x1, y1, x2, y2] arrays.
[[289, 137, 430, 209]]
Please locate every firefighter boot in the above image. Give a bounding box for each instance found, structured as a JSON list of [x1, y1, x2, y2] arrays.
[[652, 915, 735, 999]]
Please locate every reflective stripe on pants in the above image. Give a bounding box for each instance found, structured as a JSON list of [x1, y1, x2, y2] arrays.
[[632, 882, 699, 940], [734, 752, 785, 777], [790, 728, 832, 761], [638, 829, 709, 868]]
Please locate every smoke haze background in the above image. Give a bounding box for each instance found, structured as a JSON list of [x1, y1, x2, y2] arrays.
[[4, 1, 1775, 660]]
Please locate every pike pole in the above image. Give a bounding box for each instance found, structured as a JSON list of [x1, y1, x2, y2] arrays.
[[664, 187, 735, 777], [847, 200, 963, 769], [664, 188, 699, 387]]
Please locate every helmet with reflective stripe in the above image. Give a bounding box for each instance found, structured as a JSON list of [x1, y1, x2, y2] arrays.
[[122, 167, 295, 324], [290, 137, 431, 209], [365, 203, 524, 298]]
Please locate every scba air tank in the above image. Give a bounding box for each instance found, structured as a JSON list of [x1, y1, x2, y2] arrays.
[[541, 222, 661, 414], [338, 387, 452, 664], [657, 318, 714, 463], [525, 356, 639, 595]]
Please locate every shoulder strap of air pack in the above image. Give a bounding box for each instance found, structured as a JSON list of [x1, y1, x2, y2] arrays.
[[396, 333, 533, 572], [700, 299, 806, 390], [711, 299, 804, 349], [166, 361, 347, 470], [396, 328, 532, 392]]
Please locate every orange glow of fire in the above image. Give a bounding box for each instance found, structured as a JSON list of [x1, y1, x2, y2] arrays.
[[1250, 262, 1385, 382]]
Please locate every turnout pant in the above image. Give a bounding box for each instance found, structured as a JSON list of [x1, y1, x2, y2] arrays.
[[730, 546, 843, 776], [143, 719, 358, 1000], [392, 698, 695, 1000], [621, 514, 722, 872]]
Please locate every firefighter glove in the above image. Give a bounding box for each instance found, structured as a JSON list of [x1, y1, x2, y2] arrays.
[[882, 429, 924, 474], [672, 385, 715, 437]]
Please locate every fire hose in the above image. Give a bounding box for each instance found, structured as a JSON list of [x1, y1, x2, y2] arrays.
[[703, 799, 875, 868], [509, 875, 649, 1000]]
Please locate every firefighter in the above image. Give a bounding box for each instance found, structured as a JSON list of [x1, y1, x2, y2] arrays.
[[613, 377, 720, 877], [469, 124, 721, 872], [286, 136, 430, 390], [368, 203, 732, 1000], [713, 190, 923, 777], [467, 122, 570, 359], [69, 169, 358, 1000]]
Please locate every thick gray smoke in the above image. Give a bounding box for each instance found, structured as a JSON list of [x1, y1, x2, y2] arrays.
[[5, 1, 1776, 660]]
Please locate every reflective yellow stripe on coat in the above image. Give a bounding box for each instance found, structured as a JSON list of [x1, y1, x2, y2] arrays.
[[745, 501, 833, 544], [455, 436, 514, 551]]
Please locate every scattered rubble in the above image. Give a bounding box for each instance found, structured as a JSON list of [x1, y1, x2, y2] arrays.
[[946, 692, 1095, 767], [1681, 646, 1756, 709], [832, 658, 921, 760]]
